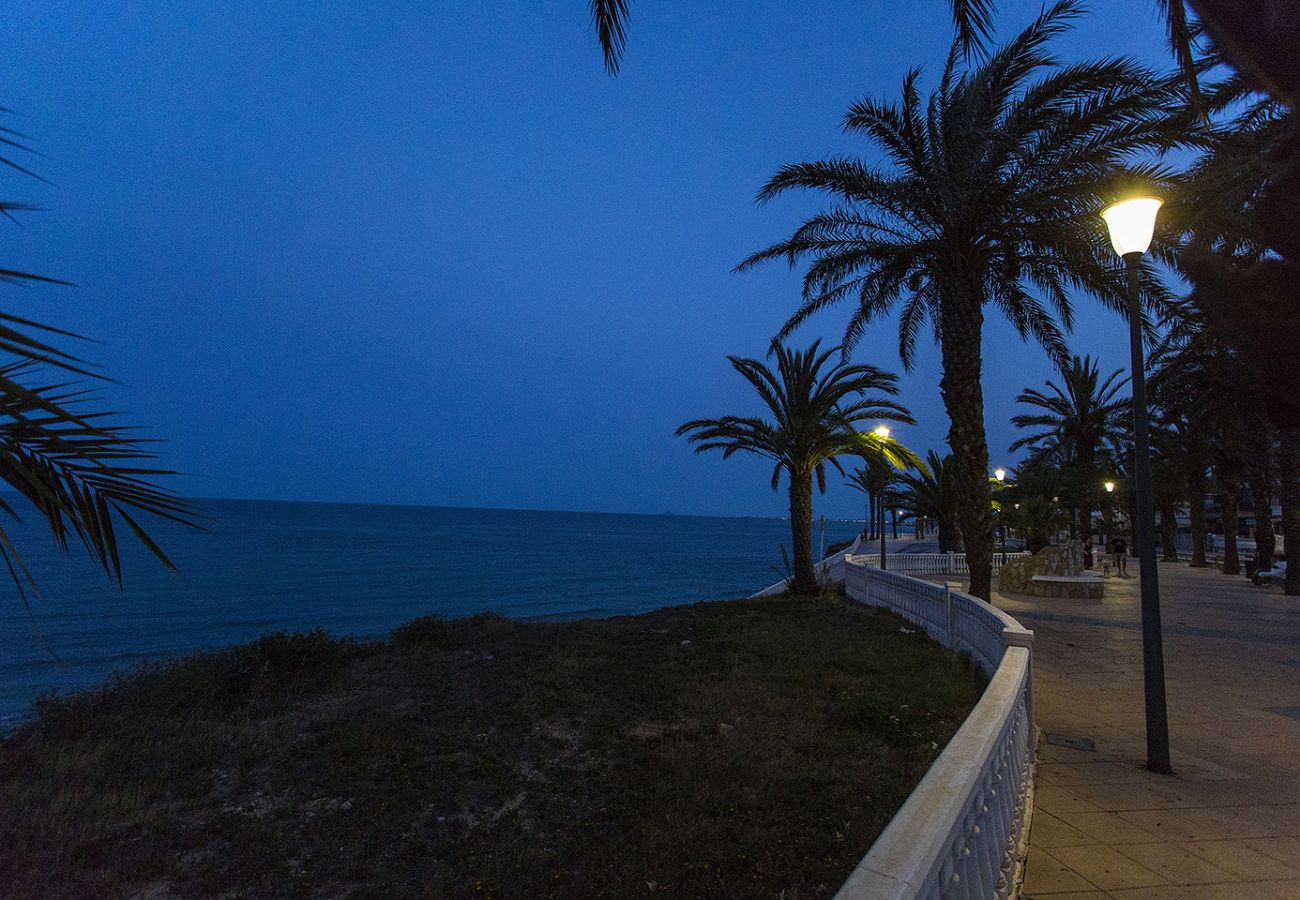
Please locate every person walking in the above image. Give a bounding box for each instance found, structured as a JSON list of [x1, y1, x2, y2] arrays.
[[1110, 535, 1129, 576]]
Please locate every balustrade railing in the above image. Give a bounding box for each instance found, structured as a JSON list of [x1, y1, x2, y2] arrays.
[[836, 560, 1036, 900], [847, 551, 1030, 576]]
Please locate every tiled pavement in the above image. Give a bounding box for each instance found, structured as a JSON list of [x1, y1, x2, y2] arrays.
[[991, 562, 1300, 899]]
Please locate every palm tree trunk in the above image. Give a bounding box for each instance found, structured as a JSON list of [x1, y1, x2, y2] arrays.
[[1280, 429, 1300, 596], [1188, 463, 1209, 567], [788, 470, 817, 595], [939, 292, 994, 599], [937, 519, 954, 554], [1078, 450, 1094, 549], [1220, 470, 1241, 575], [1246, 416, 1275, 572], [1159, 499, 1179, 561]]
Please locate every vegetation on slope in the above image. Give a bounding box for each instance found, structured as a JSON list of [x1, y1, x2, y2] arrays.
[[0, 596, 984, 899]]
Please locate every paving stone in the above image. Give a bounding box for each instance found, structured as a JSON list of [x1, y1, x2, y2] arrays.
[[1047, 844, 1168, 890], [1022, 850, 1101, 895], [1029, 811, 1101, 849], [1111, 841, 1238, 885], [1183, 839, 1300, 881], [997, 565, 1300, 894]]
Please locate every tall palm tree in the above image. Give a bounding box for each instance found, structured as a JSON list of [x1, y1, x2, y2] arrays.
[[676, 341, 911, 594], [1010, 355, 1128, 549], [0, 117, 193, 604], [735, 1, 1174, 598], [896, 451, 962, 553]]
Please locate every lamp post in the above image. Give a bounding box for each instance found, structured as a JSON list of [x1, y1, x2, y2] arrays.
[[1102, 197, 1171, 775], [874, 425, 891, 569], [1104, 480, 1116, 553], [994, 468, 1007, 564]]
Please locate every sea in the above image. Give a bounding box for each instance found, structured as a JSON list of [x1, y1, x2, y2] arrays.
[[0, 498, 862, 727]]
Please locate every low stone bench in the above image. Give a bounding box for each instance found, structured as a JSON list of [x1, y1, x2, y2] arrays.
[[1029, 574, 1105, 599]]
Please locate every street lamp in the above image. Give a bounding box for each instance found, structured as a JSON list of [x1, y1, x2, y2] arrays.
[[872, 425, 891, 568], [993, 468, 1008, 563], [1102, 196, 1171, 775], [1103, 481, 1116, 559]]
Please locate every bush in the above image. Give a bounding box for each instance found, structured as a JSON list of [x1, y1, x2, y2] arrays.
[[390, 614, 450, 648], [28, 629, 364, 737]]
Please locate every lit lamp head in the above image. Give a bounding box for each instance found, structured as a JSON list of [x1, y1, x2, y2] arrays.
[[1101, 197, 1163, 258], [1105, 481, 1116, 493], [872, 425, 891, 439], [994, 468, 1006, 483]]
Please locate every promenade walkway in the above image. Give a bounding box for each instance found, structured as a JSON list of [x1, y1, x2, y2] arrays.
[[993, 563, 1300, 898]]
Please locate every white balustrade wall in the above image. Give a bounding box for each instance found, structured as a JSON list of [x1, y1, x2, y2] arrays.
[[848, 551, 1031, 577], [751, 547, 1030, 598], [836, 561, 1036, 900]]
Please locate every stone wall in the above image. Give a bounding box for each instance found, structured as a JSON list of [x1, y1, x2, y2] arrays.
[[999, 540, 1101, 598]]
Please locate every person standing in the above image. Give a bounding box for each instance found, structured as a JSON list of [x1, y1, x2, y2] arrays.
[[1111, 535, 1129, 576]]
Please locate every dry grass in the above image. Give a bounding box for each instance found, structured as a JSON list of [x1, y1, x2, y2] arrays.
[[0, 594, 984, 899]]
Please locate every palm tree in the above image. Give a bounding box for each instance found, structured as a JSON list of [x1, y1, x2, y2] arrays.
[[676, 341, 911, 594], [997, 464, 1067, 554], [846, 431, 921, 564], [1010, 355, 1128, 550], [1002, 494, 1066, 554], [896, 451, 962, 553], [1149, 301, 1263, 571], [0, 117, 193, 604], [735, 1, 1173, 599], [1144, 419, 1188, 562]]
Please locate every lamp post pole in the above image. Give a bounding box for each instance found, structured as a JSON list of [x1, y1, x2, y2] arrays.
[[1123, 251, 1172, 775], [879, 490, 887, 570]]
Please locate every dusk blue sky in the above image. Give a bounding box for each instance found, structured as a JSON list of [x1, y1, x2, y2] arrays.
[[3, 1, 1171, 520]]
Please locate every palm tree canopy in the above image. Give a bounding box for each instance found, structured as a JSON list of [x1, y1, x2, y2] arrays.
[[846, 431, 923, 496], [1010, 354, 1129, 468], [736, 0, 1177, 368], [0, 115, 197, 602], [895, 450, 959, 524], [589, 0, 998, 75], [676, 340, 912, 494]]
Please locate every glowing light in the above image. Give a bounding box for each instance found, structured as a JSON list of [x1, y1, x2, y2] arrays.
[[994, 468, 1006, 482], [873, 425, 891, 439], [1101, 197, 1163, 257], [1105, 481, 1116, 493]]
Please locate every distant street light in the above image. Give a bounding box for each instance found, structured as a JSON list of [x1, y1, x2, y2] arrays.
[[1102, 196, 1171, 775], [993, 468, 1008, 562], [1103, 481, 1117, 557]]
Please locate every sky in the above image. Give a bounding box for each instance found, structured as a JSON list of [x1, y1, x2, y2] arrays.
[[1, 0, 1174, 520]]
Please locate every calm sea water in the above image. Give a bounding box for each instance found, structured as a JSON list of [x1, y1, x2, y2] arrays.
[[0, 498, 861, 726]]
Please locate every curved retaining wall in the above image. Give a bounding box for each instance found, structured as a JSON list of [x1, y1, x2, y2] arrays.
[[837, 559, 1037, 900], [750, 545, 1030, 599]]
